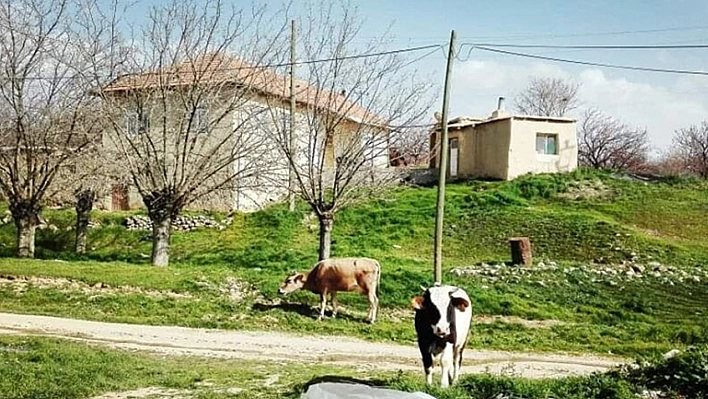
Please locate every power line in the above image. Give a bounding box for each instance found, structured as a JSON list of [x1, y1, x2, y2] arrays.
[[461, 42, 708, 50], [458, 25, 708, 42], [473, 46, 708, 76], [285, 43, 443, 67], [354, 25, 708, 42], [2, 43, 445, 82]]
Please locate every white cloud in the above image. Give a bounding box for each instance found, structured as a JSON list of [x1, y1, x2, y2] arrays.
[[450, 60, 708, 152]]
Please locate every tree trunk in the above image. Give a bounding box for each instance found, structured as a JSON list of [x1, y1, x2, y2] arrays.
[[10, 201, 40, 258], [151, 217, 171, 267], [75, 189, 96, 254], [143, 189, 182, 267], [15, 216, 37, 258], [509, 237, 533, 266], [318, 213, 334, 261]]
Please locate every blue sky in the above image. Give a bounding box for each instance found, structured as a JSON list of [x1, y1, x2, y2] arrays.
[[122, 0, 708, 153]]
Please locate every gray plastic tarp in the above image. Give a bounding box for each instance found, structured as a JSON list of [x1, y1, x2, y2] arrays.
[[302, 382, 438, 399]]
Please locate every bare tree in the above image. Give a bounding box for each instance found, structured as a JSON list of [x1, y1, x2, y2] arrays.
[[514, 76, 579, 117], [94, 0, 287, 266], [263, 2, 434, 260], [51, 144, 124, 254], [673, 121, 708, 178], [578, 108, 649, 171], [390, 127, 431, 167], [646, 148, 689, 177], [0, 0, 115, 258]]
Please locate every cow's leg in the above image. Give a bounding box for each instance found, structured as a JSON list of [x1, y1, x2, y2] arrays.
[[440, 344, 454, 388], [366, 289, 379, 324], [318, 289, 328, 320], [452, 345, 464, 384], [330, 291, 338, 318], [418, 342, 434, 385]]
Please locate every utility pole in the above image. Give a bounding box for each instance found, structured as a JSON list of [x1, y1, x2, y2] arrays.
[[288, 19, 297, 212], [433, 30, 456, 284]]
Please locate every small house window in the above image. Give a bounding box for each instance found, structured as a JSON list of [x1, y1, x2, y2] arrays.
[[536, 133, 558, 155], [194, 105, 208, 133], [125, 109, 149, 136]]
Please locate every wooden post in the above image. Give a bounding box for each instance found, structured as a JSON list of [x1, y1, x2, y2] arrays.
[[433, 30, 456, 285], [288, 19, 297, 212], [509, 237, 532, 266]]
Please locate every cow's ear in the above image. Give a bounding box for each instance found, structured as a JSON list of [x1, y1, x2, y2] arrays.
[[451, 297, 469, 311], [411, 296, 425, 310], [295, 274, 304, 282]]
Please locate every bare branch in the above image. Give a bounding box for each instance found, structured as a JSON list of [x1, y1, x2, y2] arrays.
[[0, 0, 117, 257], [514, 76, 579, 117], [673, 121, 708, 178], [578, 108, 649, 172], [92, 0, 289, 266], [261, 0, 434, 260]]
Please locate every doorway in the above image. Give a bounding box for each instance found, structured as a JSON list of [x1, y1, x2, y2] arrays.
[[111, 184, 130, 211], [449, 138, 459, 178]]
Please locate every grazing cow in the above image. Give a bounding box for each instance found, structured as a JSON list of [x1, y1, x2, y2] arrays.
[[411, 283, 472, 387], [278, 257, 381, 323]]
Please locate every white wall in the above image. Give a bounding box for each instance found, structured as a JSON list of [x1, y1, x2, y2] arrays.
[[506, 118, 578, 180]]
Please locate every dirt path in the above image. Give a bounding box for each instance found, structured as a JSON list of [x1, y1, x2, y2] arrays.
[[0, 312, 622, 379]]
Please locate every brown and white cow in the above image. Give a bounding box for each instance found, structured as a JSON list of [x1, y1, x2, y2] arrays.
[[278, 257, 381, 323], [412, 283, 472, 387]]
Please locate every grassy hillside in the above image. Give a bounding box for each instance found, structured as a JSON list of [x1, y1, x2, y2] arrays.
[[0, 169, 707, 356]]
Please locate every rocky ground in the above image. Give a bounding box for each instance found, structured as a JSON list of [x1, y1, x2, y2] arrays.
[[451, 259, 707, 288]]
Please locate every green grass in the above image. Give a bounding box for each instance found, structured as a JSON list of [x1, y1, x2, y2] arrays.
[[4, 335, 706, 399], [0, 335, 389, 399], [0, 169, 707, 357]]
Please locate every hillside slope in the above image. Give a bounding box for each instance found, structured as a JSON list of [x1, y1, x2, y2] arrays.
[[0, 169, 706, 356]]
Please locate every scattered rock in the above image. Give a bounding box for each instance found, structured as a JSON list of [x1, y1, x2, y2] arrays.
[[662, 349, 681, 360], [0, 275, 191, 299], [263, 374, 280, 386], [638, 390, 663, 399], [630, 264, 645, 274], [213, 387, 243, 395], [90, 387, 192, 399], [449, 259, 707, 287], [124, 214, 230, 232]]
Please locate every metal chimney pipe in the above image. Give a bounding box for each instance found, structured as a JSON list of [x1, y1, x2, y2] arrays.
[[497, 96, 505, 110]]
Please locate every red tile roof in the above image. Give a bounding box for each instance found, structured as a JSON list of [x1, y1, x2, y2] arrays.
[[101, 53, 384, 126]]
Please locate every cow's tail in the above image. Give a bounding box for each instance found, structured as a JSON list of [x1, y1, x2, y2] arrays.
[[375, 259, 382, 298]]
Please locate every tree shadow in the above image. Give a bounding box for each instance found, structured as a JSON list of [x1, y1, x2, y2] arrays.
[[251, 300, 370, 322], [252, 300, 315, 318], [478, 259, 515, 267], [287, 375, 392, 398]]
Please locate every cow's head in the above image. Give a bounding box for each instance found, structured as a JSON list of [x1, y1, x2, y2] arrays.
[[412, 285, 469, 338], [278, 272, 305, 295]]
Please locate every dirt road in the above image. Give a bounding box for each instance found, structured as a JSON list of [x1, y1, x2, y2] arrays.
[[0, 312, 622, 379]]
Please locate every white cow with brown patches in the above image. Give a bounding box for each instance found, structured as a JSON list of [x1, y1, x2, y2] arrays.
[[412, 283, 472, 387], [278, 257, 381, 323]]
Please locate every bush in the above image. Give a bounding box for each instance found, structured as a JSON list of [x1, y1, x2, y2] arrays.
[[625, 345, 708, 398]]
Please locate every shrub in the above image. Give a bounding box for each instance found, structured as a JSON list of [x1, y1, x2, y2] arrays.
[[625, 345, 708, 398]]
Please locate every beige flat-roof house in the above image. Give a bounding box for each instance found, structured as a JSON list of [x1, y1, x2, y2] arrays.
[[97, 53, 390, 212], [430, 98, 578, 180]]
